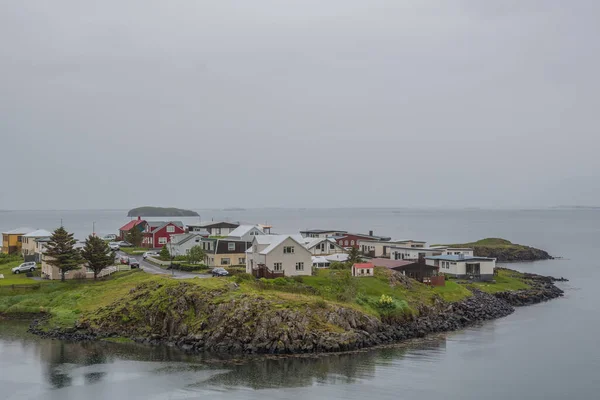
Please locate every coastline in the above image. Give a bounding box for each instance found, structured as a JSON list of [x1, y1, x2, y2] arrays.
[[25, 271, 565, 355]]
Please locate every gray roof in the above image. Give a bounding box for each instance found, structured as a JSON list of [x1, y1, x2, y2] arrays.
[[426, 255, 495, 262], [2, 227, 34, 235], [23, 229, 53, 238], [147, 221, 184, 233], [228, 225, 264, 238]]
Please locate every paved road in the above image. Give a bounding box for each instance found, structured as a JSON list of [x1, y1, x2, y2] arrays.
[[117, 252, 211, 279]]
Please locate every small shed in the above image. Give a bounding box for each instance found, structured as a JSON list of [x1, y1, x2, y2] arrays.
[[352, 262, 374, 277]]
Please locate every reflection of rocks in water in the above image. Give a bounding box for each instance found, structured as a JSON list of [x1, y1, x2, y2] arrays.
[[200, 338, 446, 389], [85, 371, 107, 385]]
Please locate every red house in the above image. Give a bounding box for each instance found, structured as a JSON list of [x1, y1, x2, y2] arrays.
[[142, 221, 186, 248], [118, 217, 147, 240], [336, 231, 391, 249]]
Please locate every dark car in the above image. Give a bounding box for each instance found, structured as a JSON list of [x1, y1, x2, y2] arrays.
[[128, 258, 140, 268], [212, 268, 229, 277]]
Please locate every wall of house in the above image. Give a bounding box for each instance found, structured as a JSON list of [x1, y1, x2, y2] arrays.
[[444, 249, 474, 257], [308, 240, 346, 256], [149, 224, 186, 248], [2, 234, 24, 254], [207, 253, 247, 267], [229, 227, 264, 242], [429, 259, 495, 279], [358, 241, 395, 257], [391, 248, 444, 260], [171, 236, 206, 256], [264, 237, 312, 276], [207, 227, 237, 236], [352, 266, 374, 277], [41, 258, 88, 280], [21, 237, 38, 257]]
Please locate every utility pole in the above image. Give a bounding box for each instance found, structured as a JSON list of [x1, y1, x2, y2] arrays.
[[93, 221, 96, 236], [169, 241, 174, 277]]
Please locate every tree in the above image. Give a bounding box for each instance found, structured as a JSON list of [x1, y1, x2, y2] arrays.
[[187, 245, 206, 265], [81, 235, 113, 280], [125, 227, 143, 247], [45, 227, 84, 282], [159, 245, 171, 261], [347, 247, 363, 265]]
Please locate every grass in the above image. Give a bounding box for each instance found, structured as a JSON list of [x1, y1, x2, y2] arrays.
[[119, 247, 147, 255], [0, 260, 44, 287], [470, 269, 531, 293]]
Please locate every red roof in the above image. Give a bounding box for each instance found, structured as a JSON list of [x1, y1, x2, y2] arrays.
[[353, 262, 374, 269], [371, 259, 415, 269], [119, 219, 146, 231]]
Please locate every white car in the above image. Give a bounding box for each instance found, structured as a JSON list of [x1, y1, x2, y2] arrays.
[[102, 234, 117, 241], [108, 242, 120, 251], [12, 262, 37, 274], [118, 241, 133, 247], [143, 251, 159, 259]]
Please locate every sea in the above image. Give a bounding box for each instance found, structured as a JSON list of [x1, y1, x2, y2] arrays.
[[0, 208, 599, 399]]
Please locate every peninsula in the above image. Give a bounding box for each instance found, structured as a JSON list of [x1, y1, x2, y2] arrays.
[[127, 206, 199, 217], [439, 238, 553, 262]]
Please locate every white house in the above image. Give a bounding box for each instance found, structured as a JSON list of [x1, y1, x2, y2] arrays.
[[227, 225, 265, 242], [299, 229, 347, 238], [389, 246, 446, 261], [425, 255, 495, 281], [168, 233, 207, 256], [246, 235, 312, 277], [302, 237, 346, 256], [442, 248, 474, 257], [21, 229, 52, 260], [359, 239, 426, 258]]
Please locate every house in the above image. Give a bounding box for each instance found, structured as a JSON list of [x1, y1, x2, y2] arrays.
[[227, 225, 265, 242], [205, 239, 251, 267], [301, 237, 347, 256], [246, 235, 312, 278], [371, 258, 442, 284], [41, 241, 92, 280], [2, 227, 34, 255], [311, 253, 350, 268], [184, 226, 210, 236], [300, 229, 348, 238], [196, 221, 240, 237], [118, 217, 147, 240], [425, 255, 496, 281], [142, 221, 185, 248], [358, 239, 426, 258], [389, 246, 445, 261], [336, 231, 391, 249], [168, 233, 209, 257], [21, 229, 52, 261], [443, 248, 474, 257], [352, 262, 374, 277]]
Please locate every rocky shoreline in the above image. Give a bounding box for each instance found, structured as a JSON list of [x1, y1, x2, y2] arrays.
[[28, 272, 566, 355]]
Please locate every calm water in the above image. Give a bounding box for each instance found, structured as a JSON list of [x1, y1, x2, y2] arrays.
[[1, 208, 599, 399]]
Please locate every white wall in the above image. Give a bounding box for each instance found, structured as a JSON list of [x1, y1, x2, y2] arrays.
[[265, 237, 312, 276], [444, 249, 474, 257], [308, 239, 346, 256], [391, 248, 444, 260], [230, 227, 265, 242]]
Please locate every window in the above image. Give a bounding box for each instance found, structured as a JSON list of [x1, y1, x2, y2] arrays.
[[228, 242, 236, 251], [158, 237, 167, 245], [330, 243, 335, 250], [344, 240, 349, 246], [274, 262, 282, 271], [186, 249, 190, 254], [221, 258, 230, 265], [283, 246, 295, 254], [195, 237, 200, 242], [166, 225, 175, 233], [239, 257, 245, 264], [295, 262, 304, 271], [351, 240, 355, 245], [367, 269, 371, 274], [215, 228, 221, 235]]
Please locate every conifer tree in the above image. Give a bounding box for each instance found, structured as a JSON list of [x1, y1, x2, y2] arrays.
[[82, 235, 114, 280], [45, 226, 84, 282]]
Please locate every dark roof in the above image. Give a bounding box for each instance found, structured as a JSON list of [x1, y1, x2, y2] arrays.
[[215, 239, 251, 254], [300, 229, 348, 234], [200, 221, 239, 229], [148, 221, 184, 233], [371, 259, 415, 269], [119, 219, 146, 231], [342, 233, 392, 241]]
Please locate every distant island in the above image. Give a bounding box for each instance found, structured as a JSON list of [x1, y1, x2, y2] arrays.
[[127, 207, 199, 217], [438, 238, 553, 262]]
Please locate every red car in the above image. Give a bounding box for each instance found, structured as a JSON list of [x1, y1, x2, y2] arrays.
[[120, 256, 129, 265]]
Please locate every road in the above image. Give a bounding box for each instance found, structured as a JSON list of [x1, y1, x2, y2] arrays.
[[117, 252, 211, 279]]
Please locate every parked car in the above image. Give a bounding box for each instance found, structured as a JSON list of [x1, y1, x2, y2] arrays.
[[128, 258, 140, 268], [120, 256, 129, 264], [109, 242, 120, 251], [12, 262, 37, 274], [102, 234, 117, 241], [212, 267, 229, 277], [143, 251, 159, 259], [119, 241, 133, 247]]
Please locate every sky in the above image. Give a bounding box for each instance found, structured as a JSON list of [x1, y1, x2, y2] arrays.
[[1, 0, 599, 210]]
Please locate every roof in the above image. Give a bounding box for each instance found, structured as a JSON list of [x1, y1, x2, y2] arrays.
[[215, 239, 251, 254], [119, 219, 146, 232], [390, 246, 446, 252], [22, 229, 53, 238], [300, 229, 347, 234], [342, 233, 391, 241], [353, 262, 374, 269], [325, 253, 349, 262], [426, 255, 495, 262], [370, 258, 415, 269], [228, 225, 264, 238], [147, 221, 184, 233], [301, 237, 339, 249], [2, 227, 35, 235], [200, 221, 240, 229], [312, 256, 330, 264], [170, 233, 206, 246], [359, 239, 427, 245]]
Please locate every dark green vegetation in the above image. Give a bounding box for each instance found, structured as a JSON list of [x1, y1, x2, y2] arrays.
[[127, 207, 199, 217], [440, 238, 553, 261], [81, 235, 113, 280], [125, 226, 144, 247], [44, 227, 84, 282]]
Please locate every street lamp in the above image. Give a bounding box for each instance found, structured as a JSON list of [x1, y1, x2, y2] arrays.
[[169, 241, 174, 276]]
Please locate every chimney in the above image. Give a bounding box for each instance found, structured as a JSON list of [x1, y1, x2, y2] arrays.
[[369, 230, 373, 236], [137, 216, 141, 221]]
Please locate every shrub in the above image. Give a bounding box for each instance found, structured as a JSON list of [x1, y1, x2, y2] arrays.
[[291, 275, 304, 283], [376, 294, 396, 311], [314, 299, 328, 309], [273, 277, 288, 286], [234, 273, 254, 283], [329, 261, 349, 270]]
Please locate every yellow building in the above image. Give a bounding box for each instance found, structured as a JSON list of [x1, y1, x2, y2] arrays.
[[2, 227, 34, 255]]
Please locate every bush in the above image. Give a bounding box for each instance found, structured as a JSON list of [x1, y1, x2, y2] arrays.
[[234, 273, 254, 283], [314, 299, 328, 309], [173, 255, 188, 262], [329, 261, 349, 270], [291, 276, 304, 283], [0, 254, 22, 265], [273, 277, 288, 286], [376, 294, 396, 311], [176, 263, 208, 272]]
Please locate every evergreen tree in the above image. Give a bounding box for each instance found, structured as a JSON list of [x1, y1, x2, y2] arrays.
[[125, 227, 143, 247], [82, 235, 114, 280], [187, 245, 206, 265], [45, 227, 84, 282], [159, 245, 171, 261], [347, 246, 363, 265]]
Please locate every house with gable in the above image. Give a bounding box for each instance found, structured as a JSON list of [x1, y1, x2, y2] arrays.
[[118, 217, 147, 240], [246, 235, 312, 277], [301, 237, 347, 256], [227, 225, 265, 242], [142, 221, 185, 248]]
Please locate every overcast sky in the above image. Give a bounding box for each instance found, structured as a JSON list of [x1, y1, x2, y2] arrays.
[[1, 1, 598, 210]]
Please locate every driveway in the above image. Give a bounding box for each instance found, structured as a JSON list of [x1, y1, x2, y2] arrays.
[[117, 252, 211, 279]]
